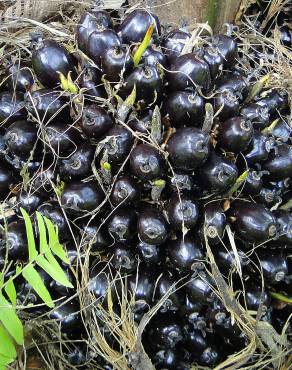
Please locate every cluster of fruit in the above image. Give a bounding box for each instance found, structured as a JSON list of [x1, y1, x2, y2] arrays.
[[0, 6, 291, 369]]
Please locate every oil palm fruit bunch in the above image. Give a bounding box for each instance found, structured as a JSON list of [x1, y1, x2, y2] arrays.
[[0, 4, 290, 370]]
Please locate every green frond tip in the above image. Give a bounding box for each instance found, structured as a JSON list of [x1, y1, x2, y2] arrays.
[[102, 162, 111, 171], [270, 292, 292, 304], [133, 24, 155, 66]]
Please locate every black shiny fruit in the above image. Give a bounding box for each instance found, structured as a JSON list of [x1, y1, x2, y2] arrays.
[[4, 120, 38, 159], [217, 117, 254, 153], [200, 46, 224, 80], [61, 181, 103, 214], [101, 46, 133, 82], [107, 207, 136, 241], [25, 89, 70, 123], [229, 201, 277, 243], [274, 210, 292, 247], [0, 164, 16, 199], [212, 34, 238, 69], [146, 313, 183, 349], [128, 269, 154, 317], [130, 144, 165, 181], [167, 195, 199, 231], [45, 123, 82, 156], [87, 29, 121, 66], [240, 103, 270, 130], [213, 89, 239, 120], [243, 170, 263, 195], [37, 201, 70, 241], [58, 143, 94, 180], [244, 131, 272, 164], [103, 126, 133, 165], [168, 53, 211, 92], [135, 240, 163, 265], [88, 261, 110, 302], [31, 37, 76, 88], [138, 206, 168, 245], [17, 190, 44, 213], [123, 65, 162, 104], [81, 222, 111, 253], [6, 64, 34, 92], [167, 233, 203, 272], [257, 251, 288, 284], [186, 272, 214, 303], [76, 10, 113, 52], [0, 92, 26, 126], [201, 202, 226, 245], [142, 46, 167, 67], [110, 176, 140, 206], [110, 242, 136, 273], [79, 66, 105, 99], [81, 105, 113, 139], [199, 152, 238, 193], [167, 127, 209, 171], [162, 90, 204, 128], [118, 9, 161, 44], [244, 285, 270, 311], [161, 29, 191, 63], [3, 221, 28, 260], [263, 144, 292, 181], [49, 300, 83, 338], [216, 75, 248, 101]]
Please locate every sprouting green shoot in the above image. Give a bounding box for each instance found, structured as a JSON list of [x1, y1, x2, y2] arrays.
[[133, 24, 155, 66]]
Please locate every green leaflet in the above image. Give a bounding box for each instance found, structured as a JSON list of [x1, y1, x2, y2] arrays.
[[36, 212, 49, 255], [4, 279, 16, 306], [36, 255, 73, 288], [0, 324, 16, 360], [133, 24, 154, 66], [22, 265, 54, 308], [44, 217, 70, 264], [0, 294, 23, 345], [20, 208, 37, 261]]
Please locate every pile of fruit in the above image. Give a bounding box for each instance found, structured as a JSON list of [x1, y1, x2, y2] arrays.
[[0, 5, 291, 369]]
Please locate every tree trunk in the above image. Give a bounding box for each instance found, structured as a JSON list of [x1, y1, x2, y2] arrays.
[[128, 0, 242, 33]]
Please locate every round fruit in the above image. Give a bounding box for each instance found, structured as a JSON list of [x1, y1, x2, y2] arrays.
[[45, 123, 82, 156], [6, 64, 34, 92], [161, 29, 191, 63], [167, 195, 199, 231], [110, 242, 136, 273], [101, 46, 133, 82], [103, 125, 133, 165], [87, 29, 121, 66], [0, 92, 26, 126], [167, 127, 209, 171], [263, 144, 292, 181], [4, 221, 28, 260], [107, 207, 136, 241], [81, 105, 113, 139], [201, 202, 226, 245], [212, 34, 238, 69], [138, 206, 168, 245], [0, 164, 16, 199], [110, 176, 140, 206]]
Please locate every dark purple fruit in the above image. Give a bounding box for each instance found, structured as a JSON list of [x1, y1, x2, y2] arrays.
[[110, 242, 136, 273], [212, 35, 238, 69], [167, 127, 209, 171], [212, 244, 249, 271], [229, 201, 277, 243], [49, 300, 83, 338], [101, 46, 133, 82], [161, 29, 191, 63], [152, 349, 180, 369], [0, 92, 26, 126], [107, 207, 136, 241], [257, 251, 288, 284], [37, 201, 70, 241], [213, 89, 239, 120], [142, 46, 166, 67], [123, 65, 162, 104], [272, 119, 292, 143], [81, 105, 113, 139], [200, 46, 223, 79], [244, 285, 270, 311], [135, 240, 163, 265], [186, 271, 214, 302], [199, 152, 238, 193], [0, 164, 16, 199], [3, 221, 28, 260], [103, 125, 133, 165], [118, 9, 161, 44], [167, 233, 203, 272], [199, 346, 221, 366], [244, 131, 272, 164], [127, 110, 153, 134], [243, 170, 263, 195], [81, 222, 111, 252], [201, 202, 226, 245], [4, 120, 38, 159], [155, 269, 183, 313], [217, 117, 254, 153], [79, 66, 105, 99], [110, 176, 140, 206], [88, 261, 110, 302], [138, 206, 168, 245], [216, 75, 248, 101], [45, 123, 82, 156], [167, 195, 199, 231], [130, 144, 165, 181], [257, 187, 281, 207], [263, 144, 292, 181], [31, 166, 56, 193], [25, 89, 70, 123], [31, 37, 76, 88], [167, 53, 211, 92], [87, 29, 121, 66], [61, 181, 103, 214], [169, 173, 194, 193], [162, 90, 204, 128], [76, 10, 113, 52], [58, 143, 94, 180], [184, 328, 208, 357], [6, 64, 34, 92], [256, 90, 287, 114], [146, 313, 183, 349], [274, 210, 292, 247], [128, 269, 154, 314], [17, 190, 44, 213], [240, 103, 270, 130]]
